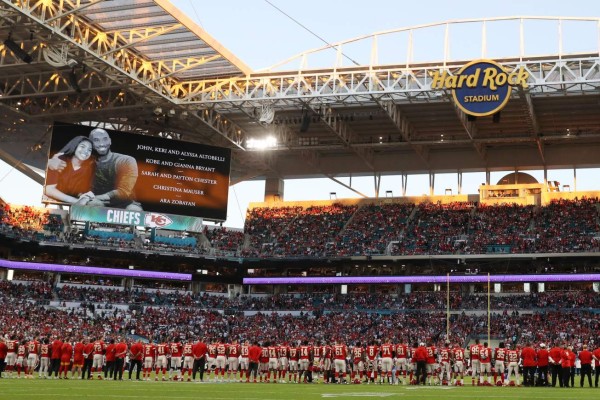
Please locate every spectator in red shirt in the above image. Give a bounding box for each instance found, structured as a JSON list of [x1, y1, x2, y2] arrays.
[[578, 344, 593, 387], [536, 343, 549, 386], [248, 341, 262, 383], [192, 338, 208, 381]]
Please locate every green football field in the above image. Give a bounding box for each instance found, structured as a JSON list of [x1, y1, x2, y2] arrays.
[[0, 379, 596, 400]]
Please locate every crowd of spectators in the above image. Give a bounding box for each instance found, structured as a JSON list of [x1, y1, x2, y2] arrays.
[[1, 198, 599, 257]]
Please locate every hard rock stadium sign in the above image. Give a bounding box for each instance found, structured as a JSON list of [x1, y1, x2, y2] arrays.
[[430, 59, 530, 117]]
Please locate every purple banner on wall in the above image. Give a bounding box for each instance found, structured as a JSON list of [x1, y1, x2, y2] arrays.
[[0, 259, 191, 281], [243, 273, 600, 285]]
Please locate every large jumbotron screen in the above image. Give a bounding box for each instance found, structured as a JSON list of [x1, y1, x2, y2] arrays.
[[43, 122, 231, 222]]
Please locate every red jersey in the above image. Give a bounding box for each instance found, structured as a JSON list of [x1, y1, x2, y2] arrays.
[[439, 348, 450, 363], [333, 344, 347, 360], [73, 343, 84, 362], [479, 347, 492, 363], [92, 341, 105, 356], [507, 350, 519, 363], [289, 347, 298, 361], [192, 342, 207, 358], [495, 348, 507, 363], [395, 344, 408, 359], [313, 346, 322, 360], [380, 343, 394, 358], [60, 342, 72, 361], [366, 345, 379, 361], [277, 345, 288, 358], [241, 344, 249, 358], [156, 343, 169, 357], [6, 340, 18, 354], [352, 346, 364, 363], [216, 343, 227, 357], [27, 340, 40, 355], [267, 346, 278, 359], [40, 344, 50, 358], [453, 347, 465, 362], [228, 344, 240, 357], [537, 348, 549, 367], [17, 345, 26, 357], [248, 345, 261, 363], [426, 346, 436, 364], [51, 340, 63, 359], [143, 344, 156, 358], [207, 344, 217, 358], [469, 344, 480, 361], [130, 342, 143, 361], [260, 347, 269, 363], [170, 342, 183, 358], [182, 343, 193, 357], [0, 342, 7, 359], [299, 345, 311, 360]]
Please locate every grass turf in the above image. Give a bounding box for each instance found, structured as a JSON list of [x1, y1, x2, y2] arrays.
[[0, 379, 595, 400]]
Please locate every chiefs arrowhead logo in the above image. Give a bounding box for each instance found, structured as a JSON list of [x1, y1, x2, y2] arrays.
[[144, 213, 173, 228]]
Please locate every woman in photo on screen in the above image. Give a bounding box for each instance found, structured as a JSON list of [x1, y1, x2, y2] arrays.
[[44, 135, 96, 205]]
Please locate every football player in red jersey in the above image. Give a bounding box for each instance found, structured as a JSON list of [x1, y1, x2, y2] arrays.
[[506, 344, 521, 386], [15, 339, 27, 378], [142, 341, 156, 381], [452, 343, 465, 386], [169, 338, 183, 381], [26, 336, 40, 378], [333, 340, 348, 384], [288, 342, 299, 383], [479, 342, 493, 385], [276, 342, 289, 383], [182, 340, 194, 382], [4, 335, 18, 378], [91, 337, 105, 379], [351, 342, 365, 383], [321, 341, 332, 384], [0, 336, 7, 379], [39, 338, 51, 379], [425, 342, 437, 385], [493, 342, 507, 385], [72, 338, 85, 379], [239, 340, 250, 382], [312, 341, 323, 383], [206, 340, 217, 380], [298, 340, 312, 383], [394, 340, 408, 385], [155, 340, 170, 381], [59, 338, 73, 379], [365, 341, 379, 384], [227, 339, 241, 382], [380, 339, 394, 384], [468, 338, 481, 386], [267, 341, 279, 383], [439, 342, 451, 385], [215, 338, 228, 382]]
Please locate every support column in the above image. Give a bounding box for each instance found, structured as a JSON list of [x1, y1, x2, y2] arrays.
[[401, 173, 408, 197], [457, 171, 463, 195], [485, 169, 490, 185], [264, 176, 284, 203], [429, 172, 435, 196], [374, 173, 381, 198], [573, 167, 577, 192], [543, 167, 548, 186]]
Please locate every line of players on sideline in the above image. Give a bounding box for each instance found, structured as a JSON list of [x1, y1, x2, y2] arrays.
[[2, 335, 600, 387]]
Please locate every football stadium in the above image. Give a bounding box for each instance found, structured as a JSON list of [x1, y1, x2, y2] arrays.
[[1, 1, 600, 399]]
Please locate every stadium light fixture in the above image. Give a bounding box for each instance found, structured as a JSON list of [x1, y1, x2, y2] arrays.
[[246, 136, 277, 150], [3, 36, 33, 64]]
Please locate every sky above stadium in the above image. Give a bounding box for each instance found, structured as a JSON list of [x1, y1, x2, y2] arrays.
[[1, 0, 599, 228]]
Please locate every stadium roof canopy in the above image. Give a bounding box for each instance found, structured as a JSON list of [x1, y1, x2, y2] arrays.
[[1, 1, 600, 189]]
